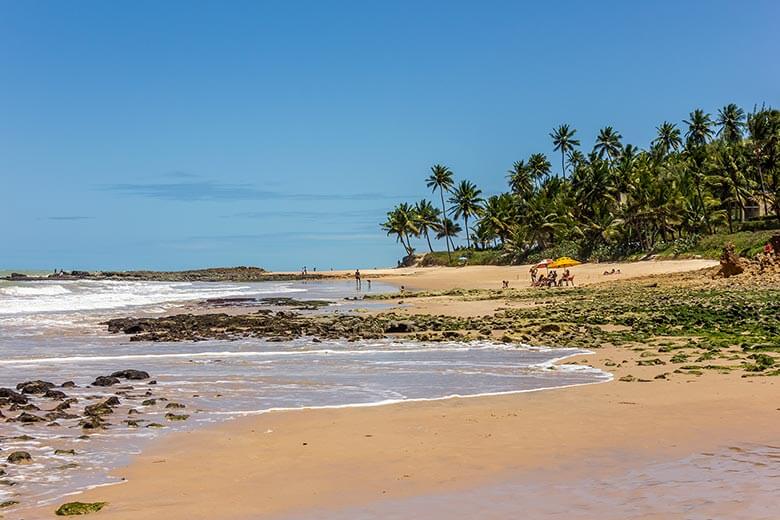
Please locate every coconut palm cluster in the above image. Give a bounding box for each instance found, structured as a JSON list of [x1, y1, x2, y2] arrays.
[[381, 104, 780, 263]]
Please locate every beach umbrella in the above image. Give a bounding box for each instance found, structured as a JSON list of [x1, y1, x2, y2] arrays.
[[534, 258, 554, 269], [549, 257, 581, 269]]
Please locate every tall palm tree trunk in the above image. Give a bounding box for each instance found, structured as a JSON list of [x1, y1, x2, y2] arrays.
[[439, 191, 452, 262], [757, 163, 770, 217], [463, 215, 470, 248], [561, 150, 566, 179], [694, 181, 712, 234], [424, 230, 433, 252], [403, 232, 413, 256]]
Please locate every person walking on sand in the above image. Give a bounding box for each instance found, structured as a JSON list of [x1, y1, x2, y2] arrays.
[[355, 269, 361, 290]]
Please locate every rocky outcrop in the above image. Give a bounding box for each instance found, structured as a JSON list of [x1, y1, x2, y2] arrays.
[[109, 370, 150, 380], [44, 389, 68, 400], [14, 412, 46, 423], [7, 451, 32, 465], [84, 400, 115, 417], [0, 388, 29, 405], [16, 380, 55, 394], [715, 243, 744, 278], [54, 501, 107, 516], [91, 376, 120, 387]]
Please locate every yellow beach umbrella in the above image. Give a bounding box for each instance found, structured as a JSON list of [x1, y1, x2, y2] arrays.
[[549, 257, 581, 268]]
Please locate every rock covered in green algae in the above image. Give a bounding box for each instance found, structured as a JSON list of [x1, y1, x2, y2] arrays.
[[54, 449, 76, 456], [55, 501, 106, 515], [7, 451, 32, 465]]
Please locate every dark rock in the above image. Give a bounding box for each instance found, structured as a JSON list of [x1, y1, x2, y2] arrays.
[[538, 323, 562, 333], [91, 376, 120, 387], [61, 381, 77, 388], [165, 402, 185, 409], [55, 399, 78, 411], [79, 416, 106, 430], [54, 449, 76, 456], [55, 501, 107, 516], [141, 399, 157, 406], [9, 403, 39, 412], [84, 399, 115, 417], [44, 389, 68, 400], [104, 396, 120, 406], [110, 369, 150, 380], [384, 320, 417, 333], [45, 411, 78, 421], [7, 451, 32, 465], [16, 380, 56, 394], [14, 412, 45, 423], [0, 388, 29, 404]]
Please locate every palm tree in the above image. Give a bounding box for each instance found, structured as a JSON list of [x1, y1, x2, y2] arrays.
[[507, 160, 533, 199], [716, 103, 746, 144], [480, 193, 516, 244], [550, 124, 580, 178], [652, 121, 682, 156], [425, 164, 455, 261], [381, 204, 418, 256], [449, 180, 483, 248], [435, 217, 462, 252], [684, 109, 714, 149], [707, 142, 752, 230], [594, 126, 623, 162], [527, 153, 552, 184], [746, 107, 780, 218], [413, 199, 441, 252]]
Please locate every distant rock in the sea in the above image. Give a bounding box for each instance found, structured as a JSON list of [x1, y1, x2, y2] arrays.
[[91, 376, 120, 387], [110, 369, 150, 380], [0, 388, 29, 404], [16, 380, 56, 394], [7, 451, 33, 465]]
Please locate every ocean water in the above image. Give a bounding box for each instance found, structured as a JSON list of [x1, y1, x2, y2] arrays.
[[0, 278, 610, 513]]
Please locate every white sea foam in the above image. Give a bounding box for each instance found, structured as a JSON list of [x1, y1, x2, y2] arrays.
[[0, 284, 71, 296], [0, 279, 306, 315]]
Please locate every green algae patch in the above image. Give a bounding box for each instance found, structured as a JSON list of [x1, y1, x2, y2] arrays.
[[55, 501, 106, 515]]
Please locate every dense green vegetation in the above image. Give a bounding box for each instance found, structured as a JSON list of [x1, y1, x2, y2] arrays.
[[382, 105, 780, 265]]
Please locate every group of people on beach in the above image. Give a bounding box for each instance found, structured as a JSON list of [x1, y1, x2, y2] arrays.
[[529, 266, 574, 287]]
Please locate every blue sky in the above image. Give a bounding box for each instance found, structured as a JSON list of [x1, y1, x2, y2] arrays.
[[1, 0, 778, 271]]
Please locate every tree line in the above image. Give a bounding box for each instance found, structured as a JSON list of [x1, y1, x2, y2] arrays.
[[381, 104, 780, 263]]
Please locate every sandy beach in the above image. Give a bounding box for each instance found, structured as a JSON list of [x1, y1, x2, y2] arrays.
[[17, 258, 780, 519]]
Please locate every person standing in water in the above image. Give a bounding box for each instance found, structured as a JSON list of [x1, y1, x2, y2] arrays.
[[355, 269, 361, 290]]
